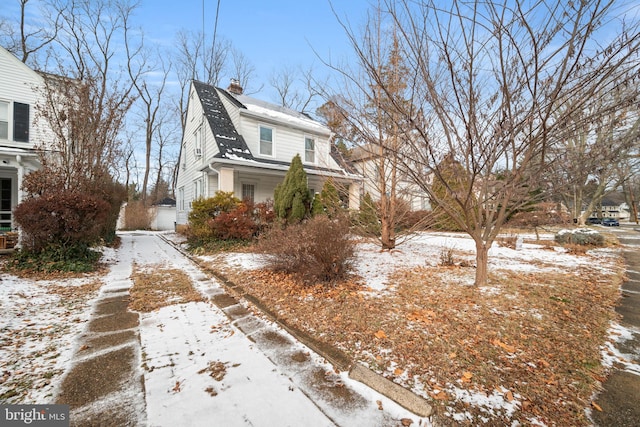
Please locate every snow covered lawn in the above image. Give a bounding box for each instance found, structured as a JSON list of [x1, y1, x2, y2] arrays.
[[198, 230, 633, 426], [1, 229, 637, 427]]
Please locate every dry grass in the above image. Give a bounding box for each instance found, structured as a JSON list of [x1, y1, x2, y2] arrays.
[[122, 200, 153, 230], [219, 255, 625, 426], [129, 264, 205, 312], [46, 280, 103, 299]]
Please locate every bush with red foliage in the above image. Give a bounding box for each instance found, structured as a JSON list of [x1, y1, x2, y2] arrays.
[[14, 191, 111, 252], [211, 203, 258, 240]]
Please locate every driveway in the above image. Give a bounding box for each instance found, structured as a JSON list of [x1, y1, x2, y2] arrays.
[[55, 232, 424, 426]]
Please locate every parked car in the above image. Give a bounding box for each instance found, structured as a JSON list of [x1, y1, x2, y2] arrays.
[[602, 218, 620, 226], [587, 217, 602, 225]]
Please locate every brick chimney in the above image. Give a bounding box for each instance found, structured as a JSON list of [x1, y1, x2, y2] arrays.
[[227, 78, 243, 95]]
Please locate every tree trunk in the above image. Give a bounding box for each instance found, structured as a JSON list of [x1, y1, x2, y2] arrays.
[[474, 239, 490, 286], [381, 217, 395, 249]]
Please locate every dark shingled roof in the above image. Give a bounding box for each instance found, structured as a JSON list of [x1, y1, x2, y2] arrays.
[[192, 80, 351, 177], [192, 80, 253, 160]]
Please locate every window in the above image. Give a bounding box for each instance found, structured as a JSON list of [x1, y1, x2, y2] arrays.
[[305, 136, 315, 163], [194, 179, 203, 199], [13, 102, 29, 142], [178, 187, 185, 211], [259, 125, 273, 156], [194, 126, 202, 157], [0, 102, 8, 140], [242, 183, 255, 202]]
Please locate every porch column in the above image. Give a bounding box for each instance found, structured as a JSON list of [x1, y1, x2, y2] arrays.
[[16, 155, 24, 204], [219, 167, 235, 193], [348, 183, 360, 210]]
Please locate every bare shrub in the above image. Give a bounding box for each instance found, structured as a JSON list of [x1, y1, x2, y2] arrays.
[[496, 234, 518, 249], [123, 200, 152, 230], [439, 246, 456, 266], [258, 216, 355, 286]]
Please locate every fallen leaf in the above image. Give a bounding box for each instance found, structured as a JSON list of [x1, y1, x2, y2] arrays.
[[374, 330, 387, 339], [394, 368, 404, 376], [491, 338, 516, 353], [428, 389, 449, 400], [505, 390, 514, 402], [592, 401, 603, 412], [376, 400, 383, 410], [401, 418, 413, 426], [538, 359, 550, 368]]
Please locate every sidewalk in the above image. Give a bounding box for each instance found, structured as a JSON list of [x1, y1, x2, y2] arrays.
[[54, 232, 425, 426], [592, 226, 640, 426]]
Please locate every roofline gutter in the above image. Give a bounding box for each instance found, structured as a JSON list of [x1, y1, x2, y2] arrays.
[[238, 109, 332, 137], [201, 157, 362, 182]]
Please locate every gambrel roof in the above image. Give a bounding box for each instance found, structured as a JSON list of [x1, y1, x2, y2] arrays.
[[192, 81, 252, 160], [192, 80, 355, 177]]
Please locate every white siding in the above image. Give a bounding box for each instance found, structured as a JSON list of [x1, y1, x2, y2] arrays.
[[236, 114, 339, 169], [176, 84, 212, 224], [0, 47, 51, 150]]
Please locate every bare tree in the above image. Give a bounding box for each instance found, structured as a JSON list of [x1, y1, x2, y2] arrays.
[[151, 111, 180, 203], [229, 47, 261, 95], [269, 65, 322, 113], [126, 32, 172, 205], [174, 29, 230, 129], [546, 86, 640, 225], [329, 0, 640, 286], [26, 0, 141, 193], [323, 7, 430, 250], [0, 0, 62, 65]]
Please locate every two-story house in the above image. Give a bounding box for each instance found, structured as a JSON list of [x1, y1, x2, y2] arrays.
[[175, 80, 361, 227], [0, 46, 49, 232]]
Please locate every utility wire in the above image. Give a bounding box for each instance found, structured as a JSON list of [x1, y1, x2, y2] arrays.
[[213, 0, 221, 54]]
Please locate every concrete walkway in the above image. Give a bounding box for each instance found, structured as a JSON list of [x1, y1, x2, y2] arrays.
[[54, 233, 425, 426], [592, 225, 640, 427], [54, 234, 146, 425]]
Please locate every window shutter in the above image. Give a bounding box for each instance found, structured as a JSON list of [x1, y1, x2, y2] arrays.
[[13, 103, 29, 142]]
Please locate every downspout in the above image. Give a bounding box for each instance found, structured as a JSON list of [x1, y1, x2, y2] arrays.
[[207, 163, 220, 194]]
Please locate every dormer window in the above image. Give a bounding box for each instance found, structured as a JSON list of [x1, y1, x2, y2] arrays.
[[305, 136, 315, 163], [259, 125, 273, 156]]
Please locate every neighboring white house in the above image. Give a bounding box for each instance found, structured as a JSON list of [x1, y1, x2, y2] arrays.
[[350, 143, 431, 211], [0, 46, 50, 232], [175, 80, 361, 227], [589, 193, 631, 221]]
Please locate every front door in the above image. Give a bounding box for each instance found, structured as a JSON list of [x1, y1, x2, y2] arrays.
[[0, 178, 12, 230]]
